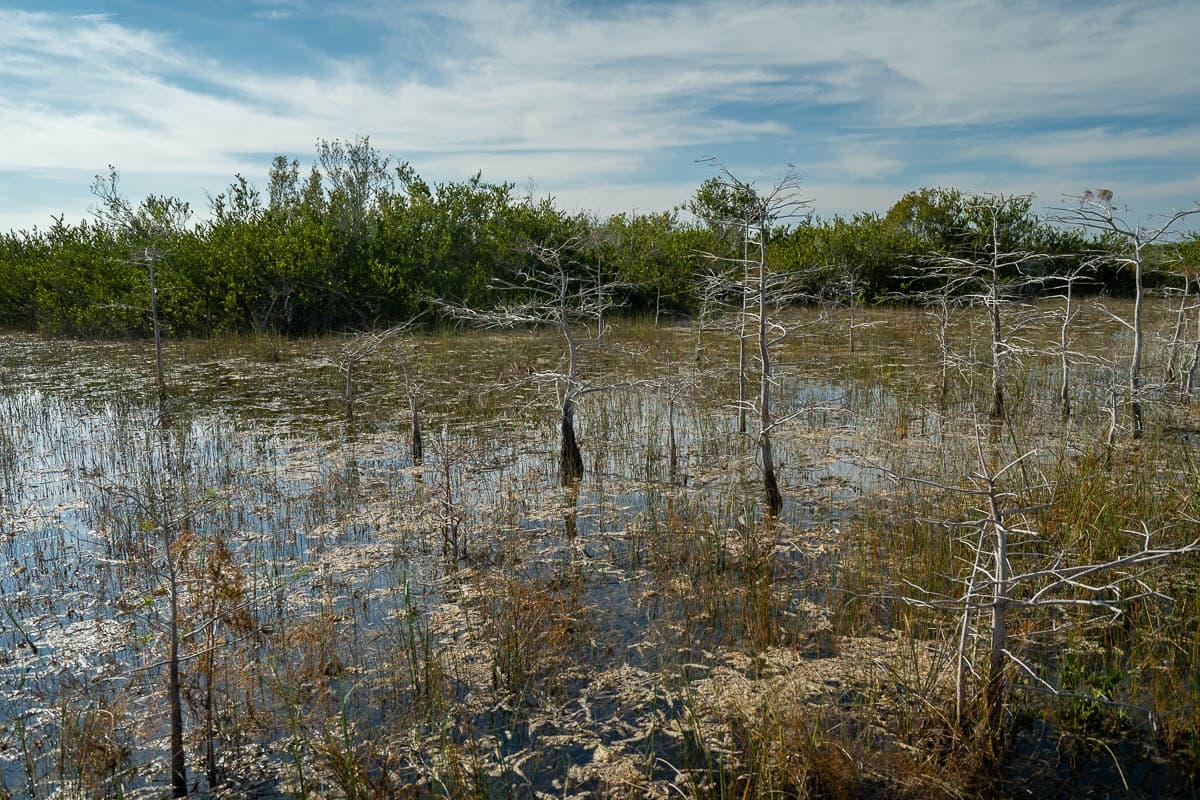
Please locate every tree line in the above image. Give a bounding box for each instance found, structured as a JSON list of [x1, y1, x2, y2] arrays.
[[0, 137, 1193, 337]]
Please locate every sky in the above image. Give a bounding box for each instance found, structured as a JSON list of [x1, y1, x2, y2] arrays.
[[2, 0, 1199, 234]]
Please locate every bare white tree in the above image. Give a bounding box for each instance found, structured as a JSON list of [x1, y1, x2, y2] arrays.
[[892, 273, 970, 405], [335, 321, 424, 464], [919, 195, 1050, 421], [697, 161, 812, 517], [1158, 255, 1200, 399], [439, 235, 623, 486], [1055, 192, 1200, 438], [91, 166, 191, 404], [1186, 281, 1200, 399], [1049, 260, 1095, 418], [886, 434, 1199, 751]]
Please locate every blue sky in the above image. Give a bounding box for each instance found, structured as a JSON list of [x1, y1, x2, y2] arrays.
[[2, 0, 1199, 234]]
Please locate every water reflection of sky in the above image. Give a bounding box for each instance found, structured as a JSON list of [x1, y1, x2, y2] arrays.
[[0, 304, 1180, 796]]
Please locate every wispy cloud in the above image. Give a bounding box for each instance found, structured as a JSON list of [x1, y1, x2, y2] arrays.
[[1002, 126, 1200, 169], [1, 1, 1198, 231]]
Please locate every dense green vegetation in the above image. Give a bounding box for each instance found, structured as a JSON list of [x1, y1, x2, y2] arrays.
[[0, 138, 1194, 337]]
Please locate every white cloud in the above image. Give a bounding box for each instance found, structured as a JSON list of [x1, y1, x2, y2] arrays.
[[803, 181, 914, 220], [416, 150, 651, 187], [550, 181, 698, 219], [822, 142, 905, 182], [1001, 126, 1200, 169], [1, 1, 1199, 231]]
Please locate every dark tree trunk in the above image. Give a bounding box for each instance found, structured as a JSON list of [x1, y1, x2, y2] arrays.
[[560, 399, 584, 486], [761, 432, 783, 518], [562, 481, 580, 538], [667, 395, 678, 486], [411, 410, 423, 466], [168, 570, 188, 797], [402, 359, 422, 466], [204, 654, 216, 790]]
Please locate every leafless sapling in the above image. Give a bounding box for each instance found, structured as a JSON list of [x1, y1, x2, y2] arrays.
[[91, 168, 190, 406], [1054, 191, 1200, 438], [438, 235, 623, 486], [335, 321, 424, 464], [888, 432, 1199, 753], [894, 278, 968, 406], [697, 161, 812, 517], [1050, 260, 1095, 419], [1185, 276, 1200, 399], [1158, 256, 1200, 398], [920, 194, 1049, 420], [807, 259, 872, 354], [337, 327, 398, 423]]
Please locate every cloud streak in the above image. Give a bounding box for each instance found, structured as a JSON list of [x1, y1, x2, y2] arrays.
[[1, 1, 1198, 232]]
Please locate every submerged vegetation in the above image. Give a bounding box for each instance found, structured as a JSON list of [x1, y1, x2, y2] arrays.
[[2, 296, 1200, 798]]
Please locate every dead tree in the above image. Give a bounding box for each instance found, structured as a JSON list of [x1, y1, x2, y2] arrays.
[[837, 265, 866, 354], [921, 195, 1049, 420], [809, 260, 871, 353], [1055, 191, 1200, 438], [639, 357, 700, 488], [337, 326, 401, 422], [698, 161, 812, 518], [887, 433, 1199, 753], [1186, 276, 1200, 399], [895, 280, 968, 405], [692, 271, 720, 367], [398, 351, 423, 465], [1158, 256, 1200, 397], [335, 321, 424, 464], [1050, 261, 1095, 419], [439, 236, 622, 486], [91, 167, 190, 406]]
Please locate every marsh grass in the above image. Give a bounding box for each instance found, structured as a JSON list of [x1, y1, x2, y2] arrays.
[[0, 297, 1198, 797]]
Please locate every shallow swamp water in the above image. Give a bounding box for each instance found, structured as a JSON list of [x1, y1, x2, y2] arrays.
[[1, 301, 1198, 798]]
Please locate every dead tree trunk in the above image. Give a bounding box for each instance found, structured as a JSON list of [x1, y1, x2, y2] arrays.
[[988, 284, 1005, 420], [342, 357, 355, 422], [983, 474, 1009, 753], [937, 299, 953, 403], [737, 237, 750, 436], [667, 393, 678, 486], [755, 226, 783, 518], [1163, 278, 1190, 388], [1186, 283, 1200, 398], [1054, 265, 1092, 419], [1055, 192, 1200, 440], [149, 257, 166, 404], [983, 206, 1009, 420], [1060, 277, 1074, 418], [559, 293, 585, 486], [167, 554, 188, 797], [1129, 239, 1147, 437], [846, 271, 858, 354], [410, 408, 423, 466], [560, 398, 584, 485], [400, 356, 422, 465]]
